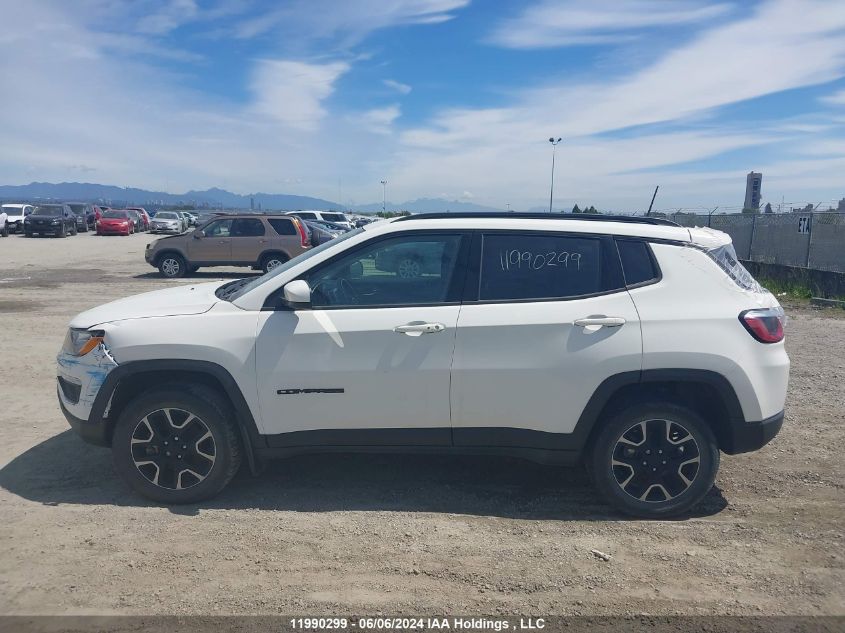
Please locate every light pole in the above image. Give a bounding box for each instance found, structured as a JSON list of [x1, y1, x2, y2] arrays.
[[380, 180, 388, 215], [548, 137, 562, 213]]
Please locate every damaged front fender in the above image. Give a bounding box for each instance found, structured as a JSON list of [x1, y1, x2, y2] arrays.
[[56, 343, 119, 422]]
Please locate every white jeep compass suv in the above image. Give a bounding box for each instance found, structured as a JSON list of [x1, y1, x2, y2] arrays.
[[57, 213, 789, 517]]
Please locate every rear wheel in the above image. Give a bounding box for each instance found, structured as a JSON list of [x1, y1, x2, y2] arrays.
[[71, 224, 78, 236], [1, 224, 7, 237], [261, 253, 288, 274], [590, 403, 719, 518], [111, 384, 241, 503], [158, 254, 187, 278]]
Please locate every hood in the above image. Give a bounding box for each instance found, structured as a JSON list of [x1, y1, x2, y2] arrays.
[[69, 282, 224, 328]]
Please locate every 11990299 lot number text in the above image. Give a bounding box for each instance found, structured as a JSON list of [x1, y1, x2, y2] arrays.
[[498, 249, 583, 272]]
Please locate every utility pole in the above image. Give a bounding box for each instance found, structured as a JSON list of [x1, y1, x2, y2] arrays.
[[380, 180, 388, 214], [548, 137, 562, 213]]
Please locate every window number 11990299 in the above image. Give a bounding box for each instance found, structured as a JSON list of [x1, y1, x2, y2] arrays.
[[499, 249, 582, 272]]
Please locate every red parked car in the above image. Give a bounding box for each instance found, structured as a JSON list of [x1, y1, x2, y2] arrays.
[[97, 209, 135, 236], [126, 207, 150, 231]]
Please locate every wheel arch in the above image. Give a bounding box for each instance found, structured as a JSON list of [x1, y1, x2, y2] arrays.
[[152, 249, 186, 267], [258, 249, 290, 265], [577, 369, 745, 456], [90, 359, 262, 474]]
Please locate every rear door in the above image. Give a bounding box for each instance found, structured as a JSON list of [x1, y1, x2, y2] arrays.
[[451, 231, 642, 449], [230, 218, 267, 264]]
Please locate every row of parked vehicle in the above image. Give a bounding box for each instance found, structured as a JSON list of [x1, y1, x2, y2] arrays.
[[0, 202, 199, 237], [144, 211, 379, 277]]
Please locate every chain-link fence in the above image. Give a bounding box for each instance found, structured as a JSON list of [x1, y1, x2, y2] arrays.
[[664, 212, 845, 274]]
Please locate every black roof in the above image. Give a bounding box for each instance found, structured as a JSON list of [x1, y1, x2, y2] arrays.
[[394, 212, 679, 227]]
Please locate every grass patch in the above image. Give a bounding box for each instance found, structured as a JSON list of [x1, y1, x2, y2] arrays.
[[757, 276, 814, 300]]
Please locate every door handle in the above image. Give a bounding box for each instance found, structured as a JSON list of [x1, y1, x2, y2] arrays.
[[394, 322, 446, 336], [574, 316, 626, 330]]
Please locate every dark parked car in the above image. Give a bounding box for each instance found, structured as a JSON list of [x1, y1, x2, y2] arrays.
[[24, 204, 78, 238], [127, 207, 150, 231], [126, 209, 143, 232], [303, 220, 336, 246], [67, 203, 93, 233]]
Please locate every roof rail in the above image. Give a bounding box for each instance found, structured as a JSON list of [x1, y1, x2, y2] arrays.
[[393, 212, 679, 227]]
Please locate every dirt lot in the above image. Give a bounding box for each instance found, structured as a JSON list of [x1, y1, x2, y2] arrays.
[[0, 230, 843, 617]]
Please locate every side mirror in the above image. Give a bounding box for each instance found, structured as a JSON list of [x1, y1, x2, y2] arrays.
[[283, 279, 311, 306], [193, 230, 205, 239]]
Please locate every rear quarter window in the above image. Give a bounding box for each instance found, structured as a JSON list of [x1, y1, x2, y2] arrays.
[[479, 233, 615, 301], [268, 218, 297, 236], [616, 239, 660, 286]]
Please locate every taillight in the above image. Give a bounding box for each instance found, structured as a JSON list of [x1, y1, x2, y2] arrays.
[[740, 307, 785, 343], [293, 217, 310, 247]]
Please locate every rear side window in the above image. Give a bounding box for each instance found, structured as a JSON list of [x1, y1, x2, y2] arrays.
[[479, 234, 609, 301], [295, 212, 317, 220], [616, 239, 659, 286], [231, 218, 265, 237], [268, 218, 297, 236]]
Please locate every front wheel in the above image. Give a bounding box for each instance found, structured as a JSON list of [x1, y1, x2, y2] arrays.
[[589, 403, 719, 518], [111, 384, 242, 503], [158, 254, 187, 278], [1, 224, 7, 237]]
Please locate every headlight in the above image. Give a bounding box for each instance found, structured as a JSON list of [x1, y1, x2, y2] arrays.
[[52, 219, 61, 224], [63, 329, 105, 356], [24, 217, 31, 223]]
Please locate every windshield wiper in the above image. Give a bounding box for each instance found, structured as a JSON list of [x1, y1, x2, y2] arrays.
[[215, 278, 252, 301]]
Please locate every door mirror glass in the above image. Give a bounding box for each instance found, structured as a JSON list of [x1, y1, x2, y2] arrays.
[[349, 261, 364, 279], [193, 230, 205, 239], [284, 279, 311, 305]]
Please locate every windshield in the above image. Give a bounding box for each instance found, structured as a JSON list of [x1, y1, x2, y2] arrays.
[[224, 227, 364, 302], [2, 206, 22, 215], [321, 213, 346, 222], [156, 212, 178, 220], [34, 206, 63, 216], [68, 204, 86, 214], [103, 210, 128, 219]]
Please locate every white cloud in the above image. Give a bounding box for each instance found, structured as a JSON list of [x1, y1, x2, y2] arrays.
[[250, 60, 350, 131], [356, 105, 402, 134], [136, 0, 198, 35], [234, 0, 469, 43], [383, 79, 413, 95], [820, 89, 845, 106], [488, 0, 732, 49]]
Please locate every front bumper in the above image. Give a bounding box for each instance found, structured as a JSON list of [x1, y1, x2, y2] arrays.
[[56, 344, 118, 428], [59, 392, 111, 446], [722, 410, 784, 455]]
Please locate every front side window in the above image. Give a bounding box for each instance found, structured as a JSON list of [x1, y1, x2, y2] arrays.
[[307, 234, 464, 308], [231, 218, 265, 237], [479, 233, 606, 301], [203, 219, 233, 237]]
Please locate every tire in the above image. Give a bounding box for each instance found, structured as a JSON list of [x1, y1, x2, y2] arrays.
[[111, 384, 242, 504], [260, 253, 288, 274], [187, 265, 200, 274], [71, 224, 78, 236], [1, 224, 7, 237], [158, 253, 187, 278], [396, 257, 422, 278], [58, 224, 66, 238], [589, 402, 719, 518]]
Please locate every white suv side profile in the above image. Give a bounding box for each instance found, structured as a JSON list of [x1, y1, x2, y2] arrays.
[[56, 213, 789, 517]]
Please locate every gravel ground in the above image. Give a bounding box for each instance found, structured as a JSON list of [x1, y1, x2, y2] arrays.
[[0, 230, 843, 616]]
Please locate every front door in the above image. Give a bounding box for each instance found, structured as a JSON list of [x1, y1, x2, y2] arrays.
[[451, 231, 642, 448], [254, 231, 469, 445], [190, 218, 232, 263]]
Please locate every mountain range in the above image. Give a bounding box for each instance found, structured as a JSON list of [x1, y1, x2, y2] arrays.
[[0, 182, 503, 214]]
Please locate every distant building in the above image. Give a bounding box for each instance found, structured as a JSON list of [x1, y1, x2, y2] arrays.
[[838, 198, 845, 212], [744, 171, 762, 210]]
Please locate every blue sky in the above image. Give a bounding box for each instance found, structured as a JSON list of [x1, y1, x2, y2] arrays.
[[1, 0, 844, 211]]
